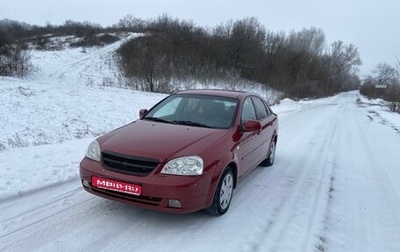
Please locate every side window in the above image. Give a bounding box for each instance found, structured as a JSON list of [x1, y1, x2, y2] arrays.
[[241, 97, 256, 123], [251, 96, 269, 120], [265, 103, 272, 116]]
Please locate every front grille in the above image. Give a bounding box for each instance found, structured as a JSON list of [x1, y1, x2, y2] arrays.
[[102, 151, 159, 176]]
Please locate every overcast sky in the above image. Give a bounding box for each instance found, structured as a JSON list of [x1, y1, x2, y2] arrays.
[[1, 0, 399, 77]]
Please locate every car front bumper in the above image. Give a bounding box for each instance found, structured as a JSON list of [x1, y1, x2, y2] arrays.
[[79, 157, 215, 214]]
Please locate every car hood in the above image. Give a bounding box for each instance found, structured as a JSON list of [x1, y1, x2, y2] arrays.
[[99, 120, 228, 162]]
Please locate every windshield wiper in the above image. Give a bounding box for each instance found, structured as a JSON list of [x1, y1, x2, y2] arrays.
[[172, 120, 211, 128], [144, 117, 175, 124]]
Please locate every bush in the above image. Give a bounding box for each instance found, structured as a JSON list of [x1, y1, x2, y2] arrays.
[[360, 83, 400, 113], [0, 44, 31, 76], [98, 34, 120, 44]]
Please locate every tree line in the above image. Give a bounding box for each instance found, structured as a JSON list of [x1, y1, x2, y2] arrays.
[[117, 15, 362, 98], [1, 15, 363, 99]]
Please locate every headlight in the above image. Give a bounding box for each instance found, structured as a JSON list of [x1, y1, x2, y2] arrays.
[[85, 140, 101, 162], [161, 156, 204, 176]]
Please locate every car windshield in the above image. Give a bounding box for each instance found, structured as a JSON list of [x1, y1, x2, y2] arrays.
[[143, 94, 238, 129]]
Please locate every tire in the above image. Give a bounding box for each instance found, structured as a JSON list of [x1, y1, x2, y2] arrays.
[[204, 168, 234, 216], [261, 139, 276, 167]]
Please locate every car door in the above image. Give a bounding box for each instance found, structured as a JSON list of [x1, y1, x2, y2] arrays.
[[251, 96, 275, 160], [236, 97, 264, 177]]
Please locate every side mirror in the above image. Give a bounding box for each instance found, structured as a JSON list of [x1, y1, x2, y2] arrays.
[[242, 119, 261, 132], [139, 109, 148, 119]]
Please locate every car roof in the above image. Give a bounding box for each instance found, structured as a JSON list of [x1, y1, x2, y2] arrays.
[[174, 89, 256, 99]]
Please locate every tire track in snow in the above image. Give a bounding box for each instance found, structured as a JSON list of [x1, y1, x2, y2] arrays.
[[310, 96, 400, 252], [244, 102, 342, 252], [0, 180, 93, 240], [0, 180, 206, 252]]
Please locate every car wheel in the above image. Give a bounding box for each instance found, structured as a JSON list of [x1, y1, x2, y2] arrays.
[[204, 168, 234, 216], [261, 139, 276, 167]]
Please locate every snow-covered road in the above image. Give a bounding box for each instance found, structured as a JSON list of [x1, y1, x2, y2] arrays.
[[2, 91, 399, 252]]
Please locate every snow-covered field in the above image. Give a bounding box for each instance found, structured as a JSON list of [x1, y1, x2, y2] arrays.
[[1, 38, 400, 252]]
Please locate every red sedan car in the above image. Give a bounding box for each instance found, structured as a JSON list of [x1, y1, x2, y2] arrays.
[[80, 89, 278, 216]]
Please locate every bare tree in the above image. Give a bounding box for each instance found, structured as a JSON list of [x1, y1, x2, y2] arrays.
[[227, 17, 266, 78], [329, 41, 361, 75], [117, 15, 146, 32], [287, 27, 326, 56], [325, 41, 361, 92], [373, 63, 399, 86]]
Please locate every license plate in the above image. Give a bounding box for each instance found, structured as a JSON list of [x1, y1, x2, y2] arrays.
[[92, 176, 142, 195]]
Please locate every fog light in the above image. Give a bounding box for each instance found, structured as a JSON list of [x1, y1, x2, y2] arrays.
[[82, 179, 90, 187], [168, 199, 182, 208]]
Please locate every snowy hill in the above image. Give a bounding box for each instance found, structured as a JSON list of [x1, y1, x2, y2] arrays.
[[1, 34, 167, 151], [1, 36, 400, 252]]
